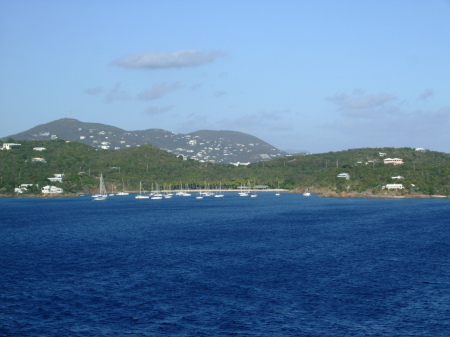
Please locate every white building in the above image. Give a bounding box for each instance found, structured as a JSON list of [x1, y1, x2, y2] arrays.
[[231, 162, 250, 166], [384, 184, 405, 190], [337, 173, 350, 180], [391, 176, 404, 179], [47, 174, 65, 183], [384, 158, 404, 165], [1, 143, 21, 150], [33, 147, 46, 151], [42, 185, 64, 194], [15, 184, 35, 194]]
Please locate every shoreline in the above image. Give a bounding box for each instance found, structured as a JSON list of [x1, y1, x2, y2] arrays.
[[1, 190, 448, 199]]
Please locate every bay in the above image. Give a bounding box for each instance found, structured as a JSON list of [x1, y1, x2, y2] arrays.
[[1, 193, 449, 336]]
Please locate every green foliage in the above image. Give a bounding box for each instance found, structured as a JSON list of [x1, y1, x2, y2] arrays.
[[0, 141, 449, 196]]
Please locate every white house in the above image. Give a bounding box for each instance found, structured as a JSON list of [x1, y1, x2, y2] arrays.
[[391, 176, 404, 179], [384, 158, 404, 165], [14, 184, 35, 193], [337, 173, 350, 180], [42, 185, 64, 194], [33, 147, 46, 151], [415, 148, 427, 152], [384, 184, 405, 190], [231, 162, 250, 166], [47, 174, 65, 183], [1, 143, 21, 150], [32, 158, 47, 163]]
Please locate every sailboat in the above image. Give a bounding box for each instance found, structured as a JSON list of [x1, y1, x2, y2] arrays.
[[214, 183, 224, 198], [135, 182, 149, 199], [239, 181, 250, 196], [303, 188, 311, 197], [151, 182, 163, 199], [164, 185, 173, 198], [250, 181, 257, 197], [275, 182, 280, 196], [117, 178, 129, 196], [93, 174, 108, 200]]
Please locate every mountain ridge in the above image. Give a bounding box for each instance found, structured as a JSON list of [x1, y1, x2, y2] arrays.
[[2, 118, 287, 164]]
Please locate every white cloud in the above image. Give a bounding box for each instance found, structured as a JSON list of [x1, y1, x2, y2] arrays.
[[111, 49, 225, 70], [103, 83, 130, 103], [326, 91, 396, 118], [136, 82, 181, 100], [143, 105, 173, 116], [324, 90, 450, 149]]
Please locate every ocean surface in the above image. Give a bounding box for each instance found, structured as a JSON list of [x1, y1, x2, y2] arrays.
[[1, 193, 449, 336]]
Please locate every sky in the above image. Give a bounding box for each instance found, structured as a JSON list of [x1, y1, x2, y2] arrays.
[[1, 0, 449, 154]]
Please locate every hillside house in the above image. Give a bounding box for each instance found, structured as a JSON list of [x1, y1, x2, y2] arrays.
[[384, 184, 405, 190], [1, 143, 21, 150], [32, 158, 46, 163], [33, 147, 46, 151], [47, 174, 65, 183], [42, 185, 64, 194], [337, 173, 350, 180], [231, 162, 250, 166], [384, 158, 404, 165], [15, 184, 35, 194]]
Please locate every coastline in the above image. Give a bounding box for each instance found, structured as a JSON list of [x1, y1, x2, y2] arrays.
[[289, 188, 448, 199], [1, 189, 448, 199]]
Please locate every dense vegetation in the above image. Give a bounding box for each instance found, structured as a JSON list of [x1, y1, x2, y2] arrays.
[[1, 139, 449, 196]]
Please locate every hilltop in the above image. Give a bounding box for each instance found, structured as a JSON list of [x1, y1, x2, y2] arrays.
[[2, 118, 287, 164]]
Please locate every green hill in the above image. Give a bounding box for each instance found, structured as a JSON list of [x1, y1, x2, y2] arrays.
[[1, 140, 449, 197]]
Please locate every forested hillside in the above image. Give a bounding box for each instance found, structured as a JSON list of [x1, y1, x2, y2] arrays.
[[1, 140, 449, 196]]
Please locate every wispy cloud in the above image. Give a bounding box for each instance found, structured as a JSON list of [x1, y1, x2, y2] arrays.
[[103, 83, 130, 103], [214, 91, 227, 98], [191, 83, 202, 91], [136, 82, 181, 100], [143, 105, 173, 116], [218, 110, 294, 131], [111, 49, 226, 70], [326, 90, 396, 118], [84, 86, 103, 95], [177, 114, 212, 132], [324, 90, 450, 147], [418, 89, 434, 100]]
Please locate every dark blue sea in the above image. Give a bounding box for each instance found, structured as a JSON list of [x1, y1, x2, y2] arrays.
[[1, 193, 449, 336]]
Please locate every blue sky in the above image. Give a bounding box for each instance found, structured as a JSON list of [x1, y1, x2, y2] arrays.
[[1, 0, 449, 153]]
